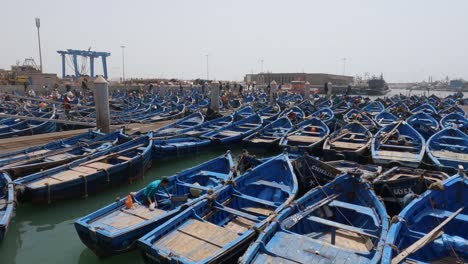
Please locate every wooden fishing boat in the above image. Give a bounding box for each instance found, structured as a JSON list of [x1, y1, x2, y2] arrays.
[[323, 122, 372, 161], [407, 112, 439, 140], [0, 110, 57, 139], [234, 106, 255, 120], [153, 112, 204, 137], [375, 111, 398, 127], [373, 167, 448, 216], [242, 117, 293, 149], [372, 121, 425, 168], [239, 173, 389, 264], [291, 154, 343, 192], [153, 137, 212, 159], [201, 114, 263, 144], [411, 103, 438, 115], [382, 173, 468, 264], [309, 107, 334, 124], [280, 118, 330, 154], [326, 160, 383, 181], [330, 100, 351, 117], [14, 133, 153, 203], [258, 104, 281, 123], [74, 152, 233, 256], [387, 102, 412, 119], [136, 104, 186, 123], [344, 109, 378, 130], [362, 100, 385, 116], [426, 127, 468, 171], [440, 112, 468, 129], [439, 104, 466, 117], [182, 115, 234, 137], [279, 106, 305, 124], [0, 172, 14, 241], [137, 154, 298, 264], [0, 130, 127, 179]]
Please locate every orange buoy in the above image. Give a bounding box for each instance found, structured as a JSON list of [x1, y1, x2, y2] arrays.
[[125, 195, 134, 209]]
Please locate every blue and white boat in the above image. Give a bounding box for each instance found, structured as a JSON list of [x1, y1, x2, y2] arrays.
[[75, 152, 233, 256], [153, 137, 212, 159], [153, 112, 204, 137], [440, 112, 468, 129], [382, 173, 468, 264], [375, 111, 398, 127], [372, 121, 425, 168], [182, 115, 234, 137], [362, 100, 385, 116], [411, 103, 438, 115], [407, 112, 439, 140], [138, 154, 298, 264], [0, 172, 14, 241], [201, 114, 263, 144], [426, 127, 468, 171], [242, 117, 293, 149], [280, 118, 330, 154], [323, 122, 372, 161], [240, 173, 389, 264]]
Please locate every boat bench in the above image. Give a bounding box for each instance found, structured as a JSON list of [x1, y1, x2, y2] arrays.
[[251, 180, 291, 192], [439, 136, 465, 141], [329, 200, 379, 226], [379, 144, 419, 151], [176, 182, 211, 191], [214, 206, 259, 222], [232, 193, 277, 207], [306, 215, 378, 239], [416, 208, 468, 223], [437, 143, 467, 150]]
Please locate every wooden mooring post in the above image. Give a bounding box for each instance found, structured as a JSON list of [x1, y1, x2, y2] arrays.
[[93, 76, 111, 133]]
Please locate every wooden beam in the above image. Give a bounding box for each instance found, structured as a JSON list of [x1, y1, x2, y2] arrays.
[[391, 207, 464, 264]]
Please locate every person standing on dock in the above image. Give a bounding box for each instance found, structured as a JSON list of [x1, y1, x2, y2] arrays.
[[327, 82, 333, 98], [324, 82, 329, 96], [345, 85, 352, 96]]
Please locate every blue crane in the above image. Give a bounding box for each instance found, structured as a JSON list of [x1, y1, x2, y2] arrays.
[[57, 49, 111, 79]]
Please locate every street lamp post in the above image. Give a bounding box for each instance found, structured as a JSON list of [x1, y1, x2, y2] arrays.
[[260, 59, 264, 73], [342, 58, 347, 76], [35, 18, 43, 73], [120, 46, 126, 83], [205, 54, 209, 80]]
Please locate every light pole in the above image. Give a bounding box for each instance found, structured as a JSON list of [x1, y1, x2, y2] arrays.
[[205, 54, 209, 80], [260, 59, 264, 73], [120, 46, 126, 83], [35, 18, 43, 72], [342, 58, 347, 76]]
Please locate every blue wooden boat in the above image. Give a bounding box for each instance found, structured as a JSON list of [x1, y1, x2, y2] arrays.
[[280, 106, 305, 124], [309, 107, 334, 124], [137, 154, 298, 264], [330, 100, 351, 117], [387, 101, 412, 119], [362, 100, 385, 116], [439, 104, 466, 117], [323, 122, 372, 161], [153, 112, 204, 137], [372, 121, 425, 168], [326, 160, 383, 181], [440, 112, 468, 129], [280, 117, 330, 154], [153, 137, 212, 159], [373, 167, 448, 216], [242, 117, 293, 149], [0, 130, 126, 179], [375, 111, 398, 127], [136, 104, 185, 123], [382, 173, 468, 264], [14, 133, 153, 203], [411, 103, 438, 115], [344, 108, 378, 130], [258, 104, 281, 123], [0, 172, 14, 241], [239, 173, 389, 264], [182, 115, 234, 137], [234, 106, 255, 120], [426, 127, 468, 171], [407, 112, 440, 140], [0, 110, 57, 139], [291, 154, 343, 192], [201, 114, 263, 144], [75, 152, 233, 256]]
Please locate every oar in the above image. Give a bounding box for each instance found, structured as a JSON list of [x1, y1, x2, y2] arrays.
[[80, 143, 146, 166], [380, 121, 403, 145]]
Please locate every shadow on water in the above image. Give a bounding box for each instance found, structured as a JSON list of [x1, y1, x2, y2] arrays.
[[0, 147, 251, 264]]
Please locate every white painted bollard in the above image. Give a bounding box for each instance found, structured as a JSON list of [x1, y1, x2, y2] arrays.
[[305, 81, 311, 99], [270, 80, 277, 105], [93, 76, 110, 133], [210, 82, 220, 112]]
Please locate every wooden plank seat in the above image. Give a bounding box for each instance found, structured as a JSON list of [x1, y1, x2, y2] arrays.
[[432, 150, 468, 161], [218, 131, 241, 137], [249, 137, 276, 143], [44, 153, 76, 162], [438, 136, 465, 141], [117, 156, 132, 161], [224, 217, 254, 233], [329, 200, 379, 226], [153, 219, 239, 262], [287, 135, 320, 143], [214, 206, 259, 222], [232, 193, 277, 207], [376, 150, 420, 161], [437, 143, 467, 150], [307, 216, 378, 239], [251, 180, 291, 192], [418, 209, 468, 223], [242, 206, 274, 216], [331, 141, 366, 150], [379, 144, 420, 151]]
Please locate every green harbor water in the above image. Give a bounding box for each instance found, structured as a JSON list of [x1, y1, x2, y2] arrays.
[[0, 147, 277, 264]]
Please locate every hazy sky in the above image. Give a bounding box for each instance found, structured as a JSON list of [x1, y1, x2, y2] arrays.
[[1, 0, 467, 82]]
